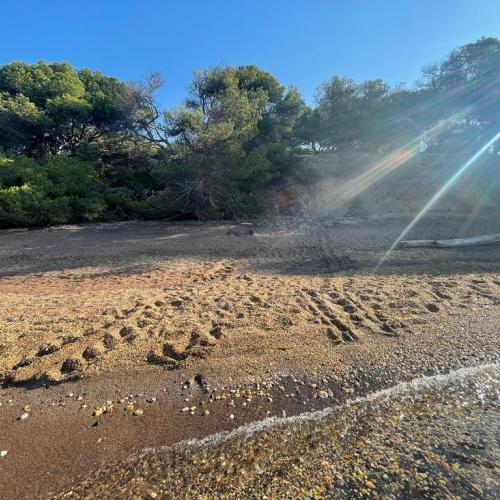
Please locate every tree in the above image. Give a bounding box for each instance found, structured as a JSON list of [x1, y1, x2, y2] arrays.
[[0, 61, 144, 156], [138, 65, 305, 219], [420, 37, 500, 124], [312, 76, 391, 150]]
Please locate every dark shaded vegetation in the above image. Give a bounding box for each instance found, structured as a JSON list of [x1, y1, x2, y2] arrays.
[[0, 37, 498, 227]]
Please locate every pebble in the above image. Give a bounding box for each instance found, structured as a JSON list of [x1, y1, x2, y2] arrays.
[[133, 409, 144, 416], [318, 390, 329, 399], [203, 410, 210, 416], [0, 450, 7, 458], [18, 412, 29, 420], [229, 414, 235, 420], [67, 393, 74, 398], [146, 398, 157, 403]]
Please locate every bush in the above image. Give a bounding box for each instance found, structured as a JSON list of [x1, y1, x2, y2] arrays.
[[134, 190, 180, 220], [0, 155, 107, 227]]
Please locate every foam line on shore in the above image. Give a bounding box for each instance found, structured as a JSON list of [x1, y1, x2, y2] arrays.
[[139, 362, 499, 458]]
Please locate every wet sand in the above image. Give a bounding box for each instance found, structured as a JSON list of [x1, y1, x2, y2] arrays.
[[56, 364, 499, 499]]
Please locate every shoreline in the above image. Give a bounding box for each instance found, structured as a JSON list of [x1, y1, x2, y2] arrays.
[[1, 316, 498, 498]]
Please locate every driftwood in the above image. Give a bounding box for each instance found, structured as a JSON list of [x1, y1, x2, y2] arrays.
[[399, 233, 500, 248]]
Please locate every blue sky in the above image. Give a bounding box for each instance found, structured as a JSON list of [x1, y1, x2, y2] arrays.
[[1, 1, 499, 107]]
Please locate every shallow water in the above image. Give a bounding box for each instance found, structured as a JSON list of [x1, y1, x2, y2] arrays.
[[63, 364, 500, 498]]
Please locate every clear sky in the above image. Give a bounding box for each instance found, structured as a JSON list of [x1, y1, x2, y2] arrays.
[[1, 1, 499, 108]]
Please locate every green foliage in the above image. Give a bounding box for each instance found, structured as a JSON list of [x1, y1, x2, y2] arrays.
[[420, 37, 500, 124], [150, 66, 305, 219], [0, 155, 107, 227], [0, 37, 498, 228], [0, 61, 143, 156]]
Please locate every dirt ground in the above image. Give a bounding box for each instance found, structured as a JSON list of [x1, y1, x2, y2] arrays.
[[0, 215, 499, 498]]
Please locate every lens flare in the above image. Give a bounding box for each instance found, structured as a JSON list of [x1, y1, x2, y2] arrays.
[[323, 119, 457, 211], [375, 130, 500, 271], [460, 178, 499, 235]]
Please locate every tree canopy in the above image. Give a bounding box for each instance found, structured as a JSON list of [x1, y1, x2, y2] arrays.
[[0, 37, 498, 227], [0, 61, 143, 156]]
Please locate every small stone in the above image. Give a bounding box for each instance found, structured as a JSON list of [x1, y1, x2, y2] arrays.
[[67, 392, 74, 398], [0, 450, 8, 457], [93, 407, 104, 417], [203, 409, 210, 416], [133, 409, 144, 416], [229, 414, 235, 420], [146, 398, 157, 403], [181, 407, 189, 412], [318, 390, 329, 399], [18, 412, 29, 420], [77, 396, 83, 401]]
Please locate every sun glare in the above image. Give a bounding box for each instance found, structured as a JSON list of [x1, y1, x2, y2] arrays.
[[375, 130, 500, 270]]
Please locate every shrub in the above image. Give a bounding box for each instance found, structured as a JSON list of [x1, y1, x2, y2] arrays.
[[0, 155, 107, 227]]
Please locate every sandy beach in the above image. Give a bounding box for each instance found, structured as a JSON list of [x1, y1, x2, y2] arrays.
[[0, 215, 499, 498]]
